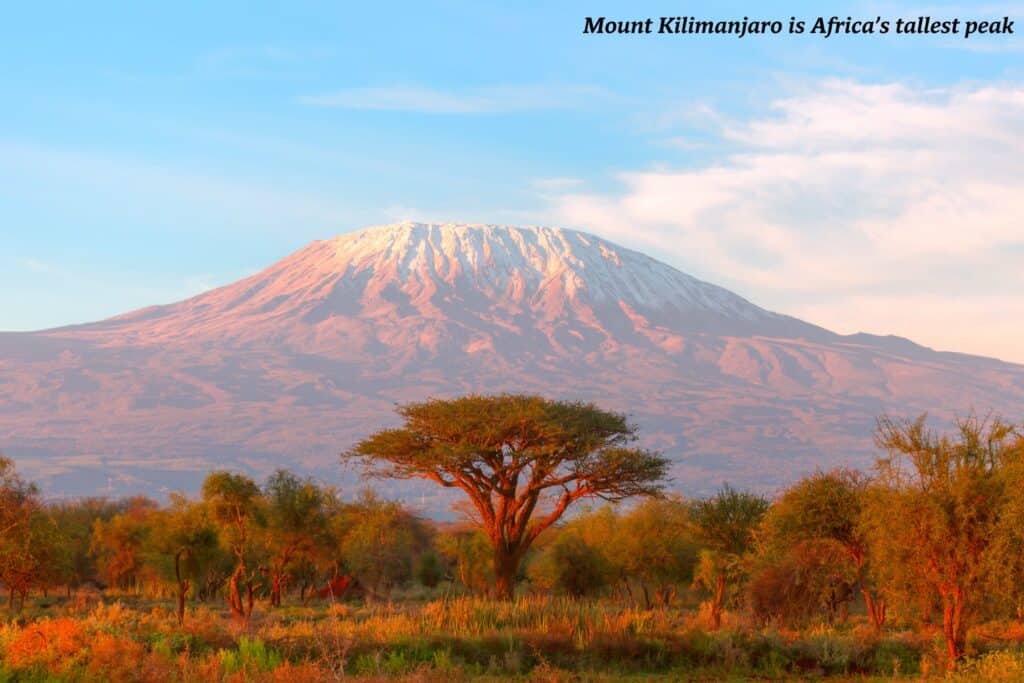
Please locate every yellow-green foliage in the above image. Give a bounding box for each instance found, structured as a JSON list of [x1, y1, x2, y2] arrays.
[[948, 649, 1024, 682]]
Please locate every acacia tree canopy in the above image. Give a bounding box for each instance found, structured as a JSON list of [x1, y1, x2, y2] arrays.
[[344, 394, 669, 598]]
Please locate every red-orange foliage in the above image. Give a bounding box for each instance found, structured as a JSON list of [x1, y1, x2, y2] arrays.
[[85, 633, 147, 682], [4, 618, 87, 673], [270, 661, 331, 682], [308, 574, 354, 601]]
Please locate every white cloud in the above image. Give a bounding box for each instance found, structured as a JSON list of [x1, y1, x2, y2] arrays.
[[548, 79, 1024, 362], [299, 84, 608, 114]]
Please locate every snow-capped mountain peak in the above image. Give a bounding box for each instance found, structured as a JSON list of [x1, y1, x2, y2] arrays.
[[91, 222, 794, 351], [316, 221, 770, 317]]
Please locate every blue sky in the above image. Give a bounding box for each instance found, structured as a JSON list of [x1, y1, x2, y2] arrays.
[[2, 1, 1023, 360]]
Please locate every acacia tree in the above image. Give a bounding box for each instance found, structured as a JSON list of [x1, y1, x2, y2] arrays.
[[149, 494, 219, 625], [609, 497, 698, 608], [691, 484, 769, 630], [345, 394, 669, 599], [0, 455, 39, 608], [765, 468, 885, 629], [261, 470, 328, 607], [0, 456, 62, 610], [202, 471, 263, 623], [0, 456, 37, 538], [866, 414, 1023, 668], [988, 454, 1024, 619], [48, 498, 125, 597], [89, 498, 157, 592], [336, 490, 429, 600]]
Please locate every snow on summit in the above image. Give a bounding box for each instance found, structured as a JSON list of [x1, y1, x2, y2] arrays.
[[78, 221, 797, 351], [314, 222, 769, 317]]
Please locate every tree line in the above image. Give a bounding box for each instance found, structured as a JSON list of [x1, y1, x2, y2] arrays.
[[3, 394, 1023, 669]]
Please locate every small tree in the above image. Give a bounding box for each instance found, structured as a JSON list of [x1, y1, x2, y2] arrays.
[[1, 456, 37, 535], [691, 485, 769, 629], [202, 471, 263, 623], [988, 454, 1024, 619], [48, 498, 126, 597], [336, 490, 428, 600], [345, 394, 669, 599], [866, 414, 1023, 668], [0, 455, 41, 609], [528, 530, 613, 598], [261, 470, 328, 607], [764, 469, 884, 629], [149, 494, 219, 625], [89, 498, 157, 592], [614, 496, 698, 608]]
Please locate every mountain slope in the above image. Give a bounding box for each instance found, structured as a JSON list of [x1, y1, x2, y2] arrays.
[[3, 222, 1023, 502]]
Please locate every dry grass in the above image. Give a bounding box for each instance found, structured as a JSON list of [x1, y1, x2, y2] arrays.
[[1, 595, 1023, 680]]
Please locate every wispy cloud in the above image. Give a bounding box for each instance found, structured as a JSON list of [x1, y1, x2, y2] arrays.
[[299, 84, 608, 114], [22, 258, 67, 276], [547, 79, 1024, 362]]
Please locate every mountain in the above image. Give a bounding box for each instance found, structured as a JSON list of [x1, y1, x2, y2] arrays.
[[3, 222, 1023, 505]]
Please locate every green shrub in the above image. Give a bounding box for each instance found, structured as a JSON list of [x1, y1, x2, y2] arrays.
[[415, 551, 445, 589], [219, 636, 282, 675]]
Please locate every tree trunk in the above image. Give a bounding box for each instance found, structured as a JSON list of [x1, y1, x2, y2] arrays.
[[174, 549, 189, 626], [227, 564, 247, 622], [245, 578, 255, 625], [709, 572, 726, 630], [863, 588, 886, 631], [493, 548, 519, 601], [270, 573, 283, 607], [7, 586, 13, 610], [177, 584, 187, 626], [942, 587, 967, 669]]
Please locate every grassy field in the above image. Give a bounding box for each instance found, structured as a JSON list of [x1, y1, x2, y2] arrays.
[[3, 594, 1024, 681]]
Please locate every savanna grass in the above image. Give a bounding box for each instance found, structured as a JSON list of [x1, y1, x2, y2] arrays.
[[2, 594, 1020, 680]]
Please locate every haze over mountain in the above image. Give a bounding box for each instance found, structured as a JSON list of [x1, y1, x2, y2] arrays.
[[3, 222, 1023, 505]]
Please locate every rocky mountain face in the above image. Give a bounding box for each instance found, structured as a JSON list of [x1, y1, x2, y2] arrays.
[[3, 222, 1023, 505]]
